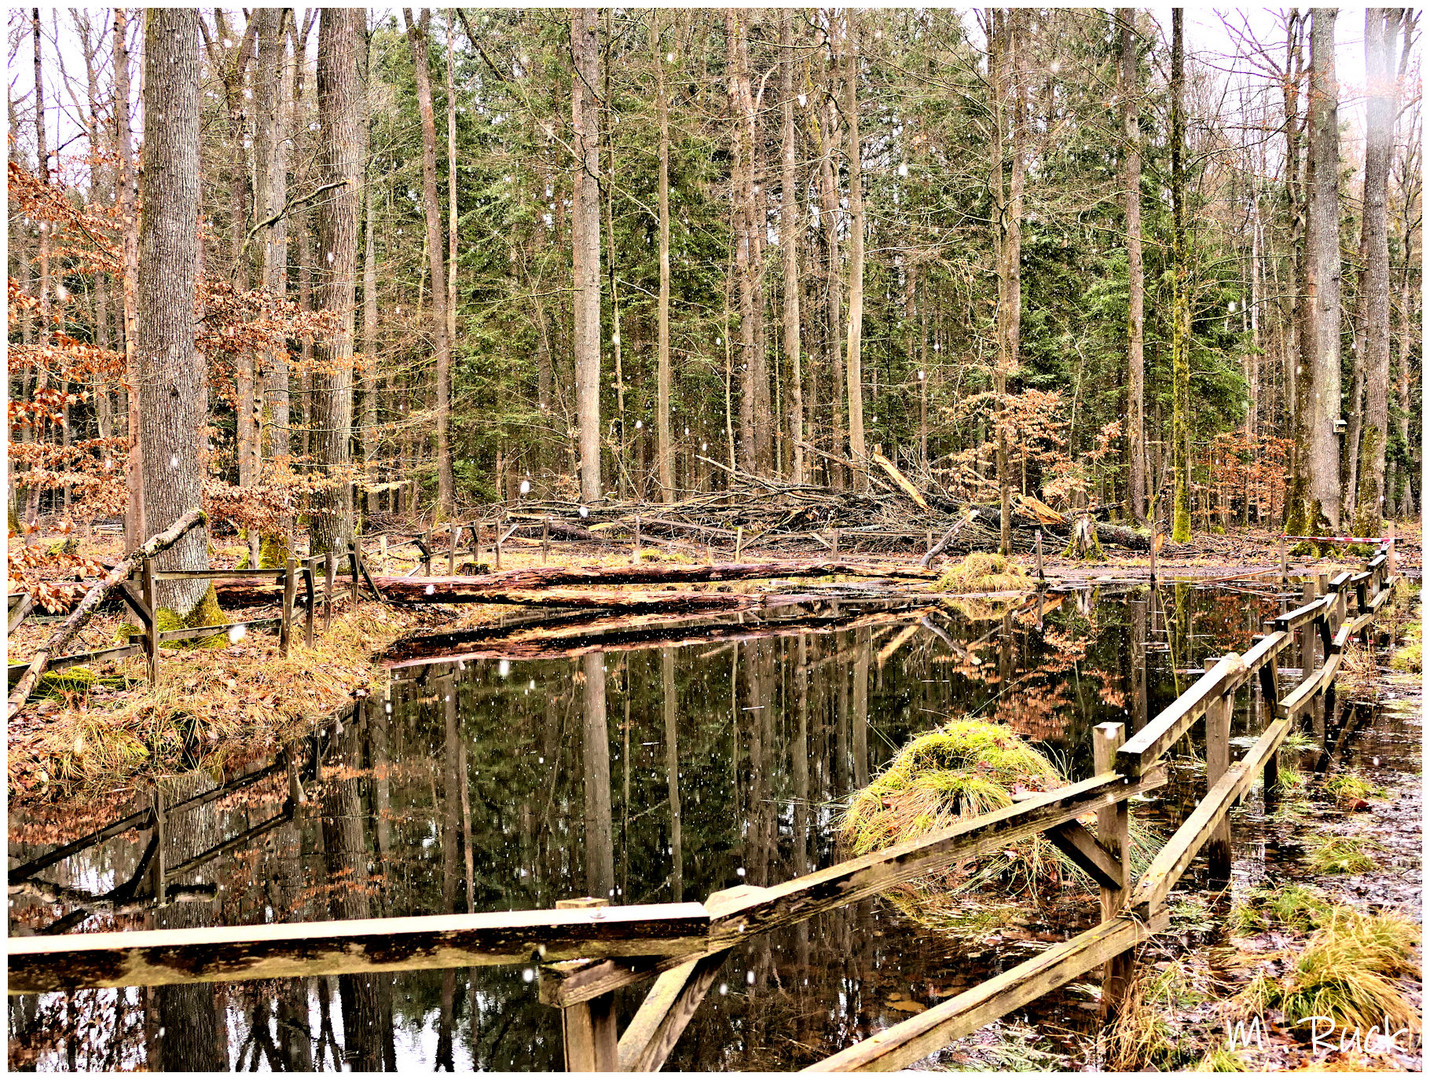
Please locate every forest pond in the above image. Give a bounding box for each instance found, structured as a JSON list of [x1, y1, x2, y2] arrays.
[[9, 582, 1418, 1071]]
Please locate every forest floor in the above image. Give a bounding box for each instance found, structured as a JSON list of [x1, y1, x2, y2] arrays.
[[8, 521, 1421, 806]]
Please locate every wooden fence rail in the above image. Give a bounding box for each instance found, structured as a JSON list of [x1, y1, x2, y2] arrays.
[[5, 545, 1403, 1075]]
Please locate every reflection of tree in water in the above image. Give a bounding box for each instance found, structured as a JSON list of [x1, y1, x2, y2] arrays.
[[9, 591, 1291, 1070]]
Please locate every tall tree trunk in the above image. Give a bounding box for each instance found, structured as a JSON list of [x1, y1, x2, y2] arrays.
[[818, 95, 844, 490], [254, 8, 290, 488], [1304, 8, 1342, 533], [28, 8, 50, 526], [404, 9, 454, 516], [572, 9, 602, 502], [781, 11, 804, 487], [362, 117, 381, 516], [115, 8, 145, 550], [137, 8, 209, 615], [445, 12, 459, 352], [1170, 9, 1192, 541], [654, 16, 674, 502], [309, 8, 365, 556], [1354, 9, 1402, 535], [727, 10, 757, 474], [1281, 12, 1314, 536], [990, 9, 1023, 553], [843, 15, 868, 491], [1119, 9, 1147, 526]]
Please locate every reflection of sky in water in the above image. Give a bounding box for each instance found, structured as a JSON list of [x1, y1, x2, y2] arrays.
[[13, 584, 1404, 1072]]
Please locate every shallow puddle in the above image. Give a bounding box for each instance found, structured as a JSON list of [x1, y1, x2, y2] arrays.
[[8, 581, 1415, 1071]]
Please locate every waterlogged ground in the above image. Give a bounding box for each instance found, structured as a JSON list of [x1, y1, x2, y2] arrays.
[[7, 580, 1420, 1071]]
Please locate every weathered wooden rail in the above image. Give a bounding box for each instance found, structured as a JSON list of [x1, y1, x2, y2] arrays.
[[6, 545, 1403, 1073]]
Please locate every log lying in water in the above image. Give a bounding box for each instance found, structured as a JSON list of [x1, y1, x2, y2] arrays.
[[212, 559, 934, 607]]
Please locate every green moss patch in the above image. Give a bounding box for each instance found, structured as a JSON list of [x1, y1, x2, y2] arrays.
[[933, 553, 1032, 593]]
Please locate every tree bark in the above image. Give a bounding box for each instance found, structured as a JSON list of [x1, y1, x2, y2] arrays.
[[781, 11, 805, 487], [403, 9, 454, 516], [1169, 9, 1192, 541], [115, 8, 145, 551], [1353, 9, 1402, 534], [990, 9, 1023, 553], [1304, 8, 1342, 533], [137, 8, 209, 616], [310, 8, 365, 556], [1119, 9, 1146, 526], [654, 16, 674, 502], [843, 15, 868, 491], [362, 104, 381, 516], [572, 9, 603, 501], [819, 94, 844, 490], [254, 9, 291, 477]]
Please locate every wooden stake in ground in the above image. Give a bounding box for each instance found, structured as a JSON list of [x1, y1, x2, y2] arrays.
[[7, 507, 206, 720], [920, 510, 977, 569]]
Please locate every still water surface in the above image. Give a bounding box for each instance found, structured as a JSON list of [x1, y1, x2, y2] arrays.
[[12, 582, 1381, 1071]]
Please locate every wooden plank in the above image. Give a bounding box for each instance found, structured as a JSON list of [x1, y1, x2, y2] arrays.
[[1130, 715, 1292, 918], [7, 902, 712, 993], [151, 568, 287, 581], [1276, 651, 1341, 720], [156, 617, 279, 643], [1043, 820, 1121, 891], [1203, 677, 1232, 886], [8, 592, 33, 635], [1093, 722, 1132, 1016], [1272, 593, 1334, 632], [706, 769, 1166, 942], [1239, 631, 1289, 674], [617, 950, 730, 1072], [802, 916, 1147, 1072], [1115, 653, 1247, 775]]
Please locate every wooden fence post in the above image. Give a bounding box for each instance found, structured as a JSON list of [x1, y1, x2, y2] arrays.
[[471, 522, 482, 570], [1278, 534, 1287, 581], [542, 518, 551, 565], [141, 558, 159, 684], [1203, 658, 1232, 886], [1258, 658, 1280, 806], [494, 520, 503, 572], [421, 532, 432, 576], [632, 516, 642, 566], [324, 554, 336, 633], [303, 557, 318, 647], [1034, 530, 1044, 580], [380, 534, 390, 574], [735, 525, 744, 562], [1298, 582, 1315, 683], [448, 525, 458, 575], [1093, 722, 1131, 1018], [280, 557, 297, 658], [550, 897, 618, 1071], [830, 527, 839, 558]]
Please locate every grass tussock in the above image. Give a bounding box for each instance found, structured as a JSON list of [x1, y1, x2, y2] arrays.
[[1309, 836, 1381, 875], [1229, 885, 1332, 936], [1103, 963, 1208, 1071], [1258, 909, 1420, 1035], [841, 717, 1157, 917], [1323, 773, 1383, 808], [10, 602, 414, 800], [934, 553, 1032, 593], [1390, 613, 1421, 673]]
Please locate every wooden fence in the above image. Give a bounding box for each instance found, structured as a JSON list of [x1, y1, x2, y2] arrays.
[[6, 545, 1403, 1073]]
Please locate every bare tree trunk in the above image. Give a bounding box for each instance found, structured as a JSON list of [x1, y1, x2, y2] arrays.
[[115, 8, 145, 551], [843, 15, 868, 491], [819, 95, 844, 490], [572, 9, 602, 502], [781, 11, 804, 487], [1354, 9, 1402, 534], [362, 119, 381, 517], [309, 8, 365, 556], [1304, 8, 1342, 532], [654, 16, 674, 502], [1170, 9, 1192, 541], [727, 11, 757, 474], [404, 9, 454, 516], [990, 9, 1023, 553], [137, 8, 209, 615], [1119, 9, 1146, 526], [253, 7, 290, 502], [28, 8, 49, 527]]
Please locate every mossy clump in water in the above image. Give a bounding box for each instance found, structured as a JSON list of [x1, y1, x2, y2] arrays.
[[933, 553, 1031, 593], [1390, 614, 1421, 673], [39, 666, 130, 698], [1310, 836, 1380, 875], [841, 717, 1156, 911]]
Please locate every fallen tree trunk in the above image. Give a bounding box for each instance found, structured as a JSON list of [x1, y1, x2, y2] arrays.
[[7, 507, 207, 720], [213, 559, 935, 606], [920, 511, 979, 569]]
